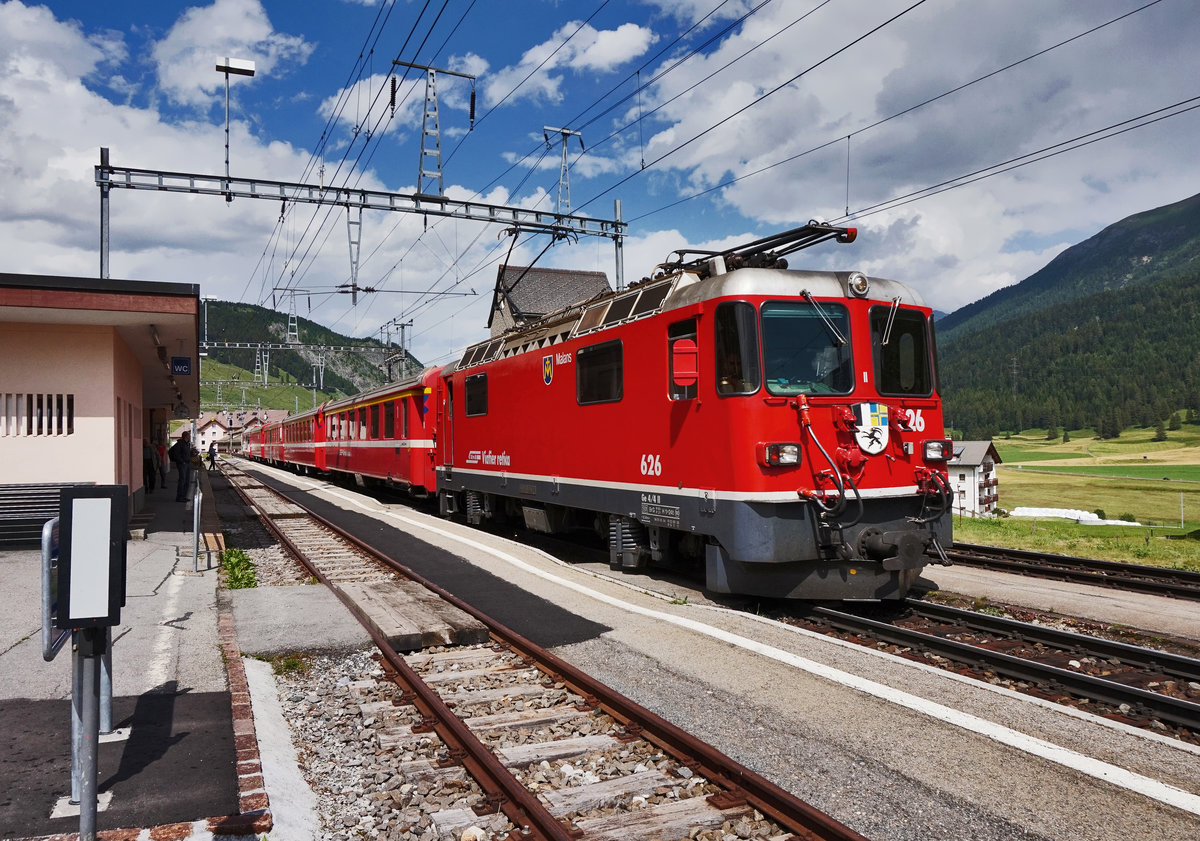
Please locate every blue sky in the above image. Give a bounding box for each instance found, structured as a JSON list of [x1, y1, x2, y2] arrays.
[[4, 0, 1200, 366]]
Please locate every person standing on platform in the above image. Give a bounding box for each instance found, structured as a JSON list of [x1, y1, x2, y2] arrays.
[[157, 439, 169, 488], [142, 439, 158, 492], [170, 431, 193, 502]]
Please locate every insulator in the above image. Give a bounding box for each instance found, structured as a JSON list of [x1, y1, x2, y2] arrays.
[[468, 89, 476, 129], [390, 76, 397, 116]]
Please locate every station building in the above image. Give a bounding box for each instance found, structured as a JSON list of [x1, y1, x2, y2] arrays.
[[0, 273, 200, 531]]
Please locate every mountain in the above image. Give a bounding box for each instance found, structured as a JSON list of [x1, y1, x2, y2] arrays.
[[937, 192, 1200, 439], [201, 301, 421, 411], [938, 191, 1200, 342]]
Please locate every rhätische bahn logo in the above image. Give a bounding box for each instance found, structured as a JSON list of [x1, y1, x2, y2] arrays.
[[853, 402, 889, 455]]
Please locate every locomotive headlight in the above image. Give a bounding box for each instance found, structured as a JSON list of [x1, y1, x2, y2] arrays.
[[846, 271, 870, 297], [758, 442, 801, 467], [923, 439, 954, 461]]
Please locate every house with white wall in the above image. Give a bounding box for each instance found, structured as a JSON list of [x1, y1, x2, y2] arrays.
[[947, 440, 1002, 517]]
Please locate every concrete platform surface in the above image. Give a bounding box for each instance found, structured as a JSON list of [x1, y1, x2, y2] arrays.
[[0, 468, 268, 840]]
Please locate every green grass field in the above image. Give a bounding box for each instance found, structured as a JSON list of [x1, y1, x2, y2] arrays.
[[957, 422, 1200, 572]]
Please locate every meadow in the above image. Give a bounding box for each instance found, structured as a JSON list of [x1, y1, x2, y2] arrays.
[[953, 422, 1200, 572]]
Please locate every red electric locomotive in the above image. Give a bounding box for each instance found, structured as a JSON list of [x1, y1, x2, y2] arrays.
[[436, 223, 952, 600]]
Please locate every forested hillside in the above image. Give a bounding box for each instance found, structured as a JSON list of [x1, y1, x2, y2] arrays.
[[203, 301, 419, 407], [941, 251, 1200, 439], [938, 191, 1200, 342]]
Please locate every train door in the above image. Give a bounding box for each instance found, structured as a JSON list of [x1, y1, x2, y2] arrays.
[[314, 405, 327, 471], [442, 380, 455, 468]]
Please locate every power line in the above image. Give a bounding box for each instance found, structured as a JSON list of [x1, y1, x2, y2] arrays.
[[572, 0, 930, 216], [627, 0, 1168, 224]]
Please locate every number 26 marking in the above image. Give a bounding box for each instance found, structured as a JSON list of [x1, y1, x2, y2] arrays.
[[904, 408, 926, 432]]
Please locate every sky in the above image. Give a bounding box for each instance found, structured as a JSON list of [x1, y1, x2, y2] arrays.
[[3, 0, 1199, 367]]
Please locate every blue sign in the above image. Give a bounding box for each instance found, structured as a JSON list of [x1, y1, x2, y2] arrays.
[[171, 356, 192, 376]]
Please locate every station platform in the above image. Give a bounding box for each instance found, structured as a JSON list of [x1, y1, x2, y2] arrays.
[[0, 466, 273, 840]]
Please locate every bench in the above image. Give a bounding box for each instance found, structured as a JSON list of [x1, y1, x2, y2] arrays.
[[0, 483, 95, 546]]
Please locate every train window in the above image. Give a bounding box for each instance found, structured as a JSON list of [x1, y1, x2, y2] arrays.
[[870, 306, 932, 396], [465, 373, 488, 416], [577, 340, 623, 405], [358, 407, 368, 439], [401, 400, 409, 439], [761, 301, 853, 396], [668, 319, 698, 400], [714, 302, 761, 395], [369, 404, 380, 439], [384, 401, 395, 438]]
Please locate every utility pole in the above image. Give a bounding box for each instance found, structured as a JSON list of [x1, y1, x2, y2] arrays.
[[383, 319, 413, 380], [393, 61, 477, 199], [215, 58, 255, 203], [543, 126, 584, 216]]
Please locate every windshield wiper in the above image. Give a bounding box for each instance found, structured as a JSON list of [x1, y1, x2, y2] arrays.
[[801, 290, 848, 345], [881, 296, 901, 346]]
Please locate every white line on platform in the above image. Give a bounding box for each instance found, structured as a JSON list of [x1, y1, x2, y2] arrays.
[[145, 561, 184, 688]]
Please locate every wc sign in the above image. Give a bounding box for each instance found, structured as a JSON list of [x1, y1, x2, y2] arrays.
[[171, 356, 192, 376]]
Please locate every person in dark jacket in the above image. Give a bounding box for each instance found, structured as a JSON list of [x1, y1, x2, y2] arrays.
[[170, 431, 193, 502], [142, 439, 158, 492]]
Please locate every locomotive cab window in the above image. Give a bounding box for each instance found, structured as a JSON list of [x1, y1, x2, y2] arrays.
[[465, 373, 488, 417], [577, 340, 623, 405], [714, 302, 760, 395], [870, 305, 933, 396], [762, 301, 853, 396]]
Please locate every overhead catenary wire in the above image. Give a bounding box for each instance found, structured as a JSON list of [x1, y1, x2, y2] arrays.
[[571, 0, 930, 216], [624, 0, 1169, 224]]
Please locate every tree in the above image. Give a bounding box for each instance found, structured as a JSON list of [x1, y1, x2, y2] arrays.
[[1154, 419, 1167, 441], [1046, 410, 1059, 440], [1062, 430, 1070, 443], [1169, 412, 1182, 430]]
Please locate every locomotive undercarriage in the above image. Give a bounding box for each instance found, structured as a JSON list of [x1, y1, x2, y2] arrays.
[[438, 468, 948, 600]]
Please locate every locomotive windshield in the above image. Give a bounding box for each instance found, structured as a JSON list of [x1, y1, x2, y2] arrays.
[[761, 301, 853, 396], [870, 305, 933, 396]]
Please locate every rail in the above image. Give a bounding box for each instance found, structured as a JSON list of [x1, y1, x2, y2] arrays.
[[946, 542, 1200, 601]]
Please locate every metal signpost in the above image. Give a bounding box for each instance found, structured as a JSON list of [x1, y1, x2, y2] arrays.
[[44, 486, 128, 841]]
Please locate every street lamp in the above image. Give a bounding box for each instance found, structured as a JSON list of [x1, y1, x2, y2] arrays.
[[215, 57, 255, 202]]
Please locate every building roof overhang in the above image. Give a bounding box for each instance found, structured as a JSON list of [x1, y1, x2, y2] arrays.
[[0, 273, 202, 415]]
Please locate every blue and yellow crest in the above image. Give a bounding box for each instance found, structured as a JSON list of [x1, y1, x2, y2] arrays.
[[543, 354, 554, 385], [853, 401, 889, 455]]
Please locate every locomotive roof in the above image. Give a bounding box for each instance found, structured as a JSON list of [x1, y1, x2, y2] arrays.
[[453, 266, 927, 372]]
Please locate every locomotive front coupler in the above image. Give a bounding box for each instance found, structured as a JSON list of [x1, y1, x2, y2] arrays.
[[857, 526, 936, 571]]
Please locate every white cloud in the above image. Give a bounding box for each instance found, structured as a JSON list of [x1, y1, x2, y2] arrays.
[[152, 0, 312, 108], [482, 20, 657, 107]]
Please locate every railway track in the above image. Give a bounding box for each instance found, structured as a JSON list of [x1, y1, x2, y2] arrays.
[[944, 542, 1200, 601], [795, 599, 1200, 740], [221, 463, 867, 841]]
